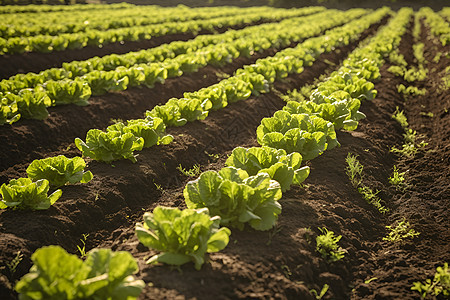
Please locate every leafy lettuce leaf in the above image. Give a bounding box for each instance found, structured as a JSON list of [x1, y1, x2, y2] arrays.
[[26, 155, 93, 188], [0, 178, 62, 210], [225, 146, 310, 191], [184, 167, 282, 231], [136, 206, 230, 270], [15, 246, 144, 300]]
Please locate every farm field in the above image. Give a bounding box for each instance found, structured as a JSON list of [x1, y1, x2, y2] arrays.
[[0, 3, 449, 299]]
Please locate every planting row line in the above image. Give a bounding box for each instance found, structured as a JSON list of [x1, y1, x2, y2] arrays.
[[420, 7, 450, 46], [0, 7, 325, 93], [0, 6, 305, 39], [0, 8, 364, 126], [0, 6, 316, 55], [11, 8, 412, 300], [0, 2, 132, 14]]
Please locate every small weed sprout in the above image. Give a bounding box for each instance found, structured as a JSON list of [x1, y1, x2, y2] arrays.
[[364, 277, 378, 284], [177, 164, 201, 178], [403, 128, 417, 144], [316, 227, 346, 262], [412, 263, 450, 298], [345, 153, 388, 213], [383, 218, 420, 243], [153, 180, 164, 192], [205, 151, 220, 161], [391, 139, 428, 158], [266, 224, 283, 246], [358, 186, 389, 214], [389, 166, 406, 186], [77, 233, 89, 258], [392, 107, 409, 128], [303, 227, 314, 244], [345, 153, 364, 187], [281, 264, 292, 279], [389, 166, 410, 191], [7, 251, 23, 276], [310, 283, 329, 299], [390, 109, 428, 158], [419, 112, 434, 118]]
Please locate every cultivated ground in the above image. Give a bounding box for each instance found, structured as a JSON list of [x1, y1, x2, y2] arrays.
[[0, 10, 449, 300]]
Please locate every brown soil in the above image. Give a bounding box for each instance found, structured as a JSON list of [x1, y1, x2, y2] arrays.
[[0, 15, 449, 300]]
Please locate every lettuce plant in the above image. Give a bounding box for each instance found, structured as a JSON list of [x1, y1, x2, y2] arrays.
[[81, 70, 129, 96], [257, 111, 339, 160], [0, 178, 62, 210], [15, 246, 144, 300], [75, 130, 144, 163], [225, 146, 310, 192], [184, 167, 282, 231], [11, 89, 50, 120], [42, 79, 91, 106], [76, 114, 172, 163], [136, 206, 231, 270], [146, 98, 210, 127], [26, 155, 93, 188], [0, 95, 20, 125], [107, 117, 173, 148], [283, 99, 356, 131]]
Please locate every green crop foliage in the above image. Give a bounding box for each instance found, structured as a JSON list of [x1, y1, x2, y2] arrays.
[[0, 178, 62, 210], [136, 206, 231, 270], [26, 155, 93, 188], [226, 146, 310, 192], [15, 246, 144, 299], [184, 167, 282, 231]]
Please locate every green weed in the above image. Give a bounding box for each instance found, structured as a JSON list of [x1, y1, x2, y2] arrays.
[[310, 283, 329, 299], [177, 164, 201, 178], [412, 263, 450, 298], [316, 227, 346, 262], [383, 217, 420, 243]]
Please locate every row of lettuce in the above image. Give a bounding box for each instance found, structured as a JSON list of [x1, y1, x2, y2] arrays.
[[0, 2, 131, 14], [0, 6, 320, 55], [420, 7, 450, 46], [0, 6, 323, 92], [3, 7, 413, 299], [0, 6, 282, 39], [0, 7, 346, 126]]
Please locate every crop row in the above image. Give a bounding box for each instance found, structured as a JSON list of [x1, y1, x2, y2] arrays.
[[0, 6, 300, 39], [8, 8, 414, 299], [0, 6, 321, 55], [0, 6, 323, 92], [0, 2, 132, 14], [419, 7, 450, 46], [0, 8, 359, 126]]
